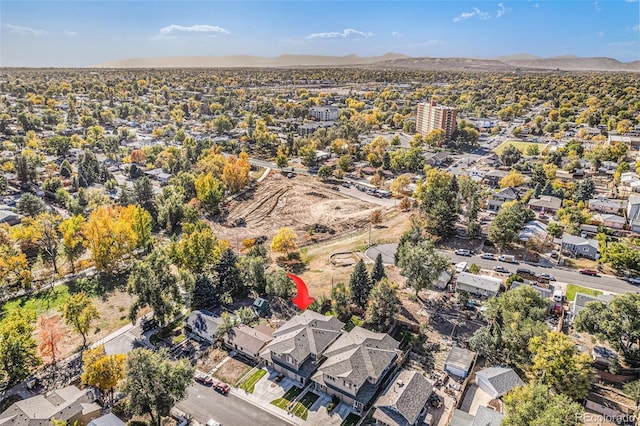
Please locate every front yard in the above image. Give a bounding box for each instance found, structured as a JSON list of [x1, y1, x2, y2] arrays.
[[213, 357, 253, 386], [341, 413, 361, 426], [289, 391, 320, 420], [566, 284, 603, 301], [271, 386, 302, 410], [238, 368, 267, 392]]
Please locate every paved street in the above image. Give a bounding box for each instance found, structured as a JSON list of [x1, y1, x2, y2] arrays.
[[177, 383, 293, 426], [442, 250, 640, 295]]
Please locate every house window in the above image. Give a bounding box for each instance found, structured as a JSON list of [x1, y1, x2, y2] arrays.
[[582, 247, 589, 252]]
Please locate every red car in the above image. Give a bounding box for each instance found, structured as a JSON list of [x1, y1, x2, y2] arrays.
[[194, 373, 214, 386], [579, 269, 599, 276], [213, 381, 230, 395]]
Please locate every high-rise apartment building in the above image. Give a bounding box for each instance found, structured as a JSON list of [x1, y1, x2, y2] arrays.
[[416, 100, 458, 139]]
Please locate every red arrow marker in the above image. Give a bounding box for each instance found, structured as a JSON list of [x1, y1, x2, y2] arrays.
[[287, 273, 315, 311]]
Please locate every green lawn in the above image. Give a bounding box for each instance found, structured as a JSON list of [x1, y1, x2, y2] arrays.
[[566, 284, 603, 301], [290, 391, 320, 420], [1, 284, 71, 319], [271, 386, 302, 410], [494, 140, 546, 155], [238, 368, 267, 393], [341, 413, 361, 426]]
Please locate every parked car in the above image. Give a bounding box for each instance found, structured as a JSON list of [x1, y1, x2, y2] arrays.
[[539, 273, 556, 281], [498, 254, 516, 263], [341, 182, 350, 188], [494, 266, 510, 274], [455, 262, 468, 273], [207, 419, 223, 426], [194, 372, 214, 386], [480, 253, 495, 260], [287, 173, 294, 178], [579, 269, 599, 276], [628, 277, 640, 285], [455, 249, 472, 256], [213, 381, 230, 395], [141, 318, 159, 332]]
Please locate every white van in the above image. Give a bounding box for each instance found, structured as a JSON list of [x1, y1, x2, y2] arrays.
[[553, 290, 564, 303]]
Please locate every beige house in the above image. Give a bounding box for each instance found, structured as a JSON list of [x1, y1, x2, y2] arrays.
[[0, 385, 101, 426], [223, 324, 273, 360], [311, 327, 401, 412]]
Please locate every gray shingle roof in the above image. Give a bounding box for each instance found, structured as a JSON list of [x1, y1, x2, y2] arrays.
[[445, 346, 476, 375], [475, 367, 523, 397], [373, 370, 433, 426], [225, 324, 273, 354], [313, 327, 400, 397], [472, 406, 504, 426], [263, 310, 344, 363]]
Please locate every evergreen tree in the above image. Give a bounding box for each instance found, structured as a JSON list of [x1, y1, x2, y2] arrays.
[[190, 273, 221, 310], [331, 282, 351, 322], [349, 260, 372, 309], [216, 248, 242, 298], [365, 279, 400, 332], [370, 253, 386, 283]]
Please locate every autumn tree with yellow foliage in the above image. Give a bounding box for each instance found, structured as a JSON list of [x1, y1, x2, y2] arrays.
[[81, 345, 126, 403], [222, 152, 251, 193], [58, 215, 86, 274], [270, 227, 298, 257], [83, 205, 144, 273]]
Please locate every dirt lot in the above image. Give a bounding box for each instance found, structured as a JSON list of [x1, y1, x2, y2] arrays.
[[211, 172, 380, 246], [213, 356, 253, 386], [297, 210, 412, 297]]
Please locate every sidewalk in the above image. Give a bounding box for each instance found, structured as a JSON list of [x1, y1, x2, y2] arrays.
[[229, 386, 301, 426]]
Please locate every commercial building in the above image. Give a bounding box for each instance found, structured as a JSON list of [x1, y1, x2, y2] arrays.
[[416, 100, 457, 139]]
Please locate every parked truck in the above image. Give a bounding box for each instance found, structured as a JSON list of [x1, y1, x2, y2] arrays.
[[498, 254, 516, 263]]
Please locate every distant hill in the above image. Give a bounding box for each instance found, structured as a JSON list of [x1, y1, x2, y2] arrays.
[[499, 56, 640, 72], [93, 53, 409, 68], [92, 53, 639, 72]]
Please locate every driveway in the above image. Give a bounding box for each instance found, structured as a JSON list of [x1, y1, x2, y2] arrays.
[[365, 243, 398, 265]]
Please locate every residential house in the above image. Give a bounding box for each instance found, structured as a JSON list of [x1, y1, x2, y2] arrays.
[[0, 385, 100, 426], [527, 195, 562, 213], [627, 195, 640, 233], [450, 406, 504, 426], [510, 281, 554, 301], [372, 370, 433, 426], [518, 220, 548, 242], [474, 367, 523, 399], [561, 233, 600, 260], [588, 197, 626, 215], [260, 310, 344, 385], [298, 121, 335, 136], [571, 292, 614, 320], [608, 134, 640, 148], [0, 209, 21, 225], [444, 346, 476, 379], [487, 187, 519, 212], [432, 270, 452, 291], [594, 213, 626, 230], [311, 326, 401, 412], [424, 151, 451, 167], [88, 413, 127, 426], [223, 324, 273, 360], [482, 170, 508, 188], [455, 273, 502, 298], [185, 310, 222, 344]]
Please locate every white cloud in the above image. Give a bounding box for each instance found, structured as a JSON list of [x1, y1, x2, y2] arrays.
[[152, 24, 229, 41], [412, 40, 446, 47], [597, 31, 604, 37], [5, 23, 47, 36], [64, 30, 78, 37], [593, 1, 601, 11], [496, 3, 508, 17], [391, 31, 405, 37], [306, 28, 373, 40], [453, 7, 490, 22], [633, 25, 640, 32]]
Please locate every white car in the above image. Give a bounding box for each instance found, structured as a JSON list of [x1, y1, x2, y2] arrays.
[[455, 262, 468, 273], [207, 420, 223, 426], [480, 253, 495, 260]]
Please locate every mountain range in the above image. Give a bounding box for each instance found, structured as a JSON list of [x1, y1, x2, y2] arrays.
[[94, 53, 640, 72]]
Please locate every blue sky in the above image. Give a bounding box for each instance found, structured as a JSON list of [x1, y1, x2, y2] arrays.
[[1, 1, 638, 67]]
